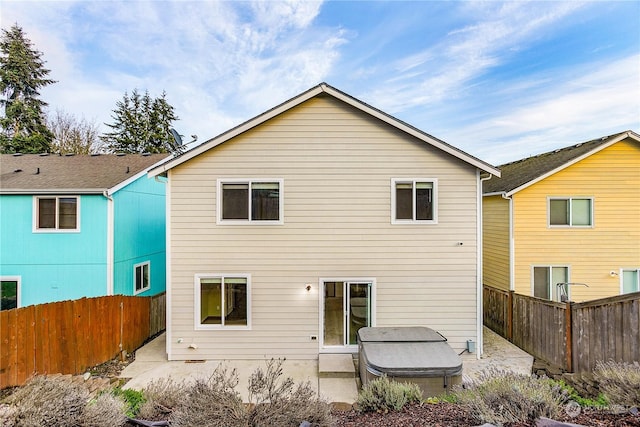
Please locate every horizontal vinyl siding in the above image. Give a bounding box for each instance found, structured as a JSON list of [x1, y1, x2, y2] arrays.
[[482, 195, 510, 291], [513, 139, 640, 301], [169, 96, 480, 359]]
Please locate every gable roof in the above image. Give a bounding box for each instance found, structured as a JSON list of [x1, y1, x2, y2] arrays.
[[148, 83, 500, 177], [483, 130, 640, 196], [0, 153, 170, 195]]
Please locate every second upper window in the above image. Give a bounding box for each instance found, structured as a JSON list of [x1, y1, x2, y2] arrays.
[[391, 178, 438, 224], [217, 179, 283, 224]]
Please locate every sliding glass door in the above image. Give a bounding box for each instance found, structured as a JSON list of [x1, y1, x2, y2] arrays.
[[322, 280, 372, 349]]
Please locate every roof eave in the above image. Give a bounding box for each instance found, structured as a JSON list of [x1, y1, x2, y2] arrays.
[[0, 189, 106, 195], [502, 130, 638, 196]]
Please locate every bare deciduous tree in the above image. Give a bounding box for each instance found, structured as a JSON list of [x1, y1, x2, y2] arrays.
[[48, 109, 103, 154]]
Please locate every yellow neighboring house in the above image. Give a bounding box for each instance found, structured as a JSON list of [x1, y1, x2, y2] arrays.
[[483, 130, 640, 302]]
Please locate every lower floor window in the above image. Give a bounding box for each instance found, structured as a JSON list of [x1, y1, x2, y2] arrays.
[[134, 262, 150, 294], [196, 274, 250, 328], [622, 269, 640, 294], [533, 266, 568, 302], [1, 279, 18, 311]]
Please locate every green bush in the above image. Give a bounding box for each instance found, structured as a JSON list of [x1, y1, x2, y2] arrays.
[[452, 368, 566, 425], [356, 376, 423, 413], [554, 380, 608, 408], [111, 387, 146, 418], [593, 360, 640, 408]]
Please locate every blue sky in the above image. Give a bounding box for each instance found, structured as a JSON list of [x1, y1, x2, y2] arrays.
[[2, 1, 639, 164]]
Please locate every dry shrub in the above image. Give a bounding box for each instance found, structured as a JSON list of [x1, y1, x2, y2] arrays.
[[453, 368, 566, 426], [4, 375, 126, 427], [247, 358, 333, 426], [83, 393, 127, 427], [169, 365, 247, 427], [356, 375, 423, 413], [137, 377, 187, 420], [163, 359, 333, 427], [594, 360, 640, 407]]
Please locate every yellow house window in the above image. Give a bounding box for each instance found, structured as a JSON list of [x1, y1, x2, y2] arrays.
[[622, 269, 640, 294], [549, 197, 592, 227]]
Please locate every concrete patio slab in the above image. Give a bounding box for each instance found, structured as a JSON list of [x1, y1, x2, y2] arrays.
[[120, 326, 533, 404]]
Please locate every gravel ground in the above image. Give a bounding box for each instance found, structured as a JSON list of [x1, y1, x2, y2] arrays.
[[333, 403, 640, 427]]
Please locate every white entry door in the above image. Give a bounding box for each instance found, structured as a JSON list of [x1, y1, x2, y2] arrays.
[[321, 280, 373, 351]]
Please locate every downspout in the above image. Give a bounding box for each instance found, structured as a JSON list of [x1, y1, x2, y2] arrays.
[[477, 172, 493, 359], [103, 190, 114, 296], [501, 192, 515, 291], [159, 172, 172, 360]]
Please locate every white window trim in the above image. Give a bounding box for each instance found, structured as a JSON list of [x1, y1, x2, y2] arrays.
[[194, 273, 251, 330], [0, 276, 21, 309], [133, 261, 151, 295], [318, 277, 376, 353], [530, 265, 571, 302], [620, 268, 640, 294], [32, 196, 81, 233], [390, 178, 438, 224], [216, 178, 284, 225], [547, 196, 594, 228]]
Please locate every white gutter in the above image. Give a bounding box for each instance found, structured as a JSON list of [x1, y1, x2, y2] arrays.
[[477, 172, 493, 358], [103, 190, 114, 296]]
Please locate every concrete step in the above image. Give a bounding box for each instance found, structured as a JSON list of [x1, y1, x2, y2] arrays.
[[319, 377, 359, 405], [318, 353, 356, 378]]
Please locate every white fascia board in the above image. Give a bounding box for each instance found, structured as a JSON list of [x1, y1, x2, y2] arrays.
[[0, 188, 105, 195], [505, 131, 637, 197], [109, 156, 173, 195]]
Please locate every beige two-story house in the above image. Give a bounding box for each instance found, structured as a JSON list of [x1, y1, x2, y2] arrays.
[[149, 83, 500, 360]]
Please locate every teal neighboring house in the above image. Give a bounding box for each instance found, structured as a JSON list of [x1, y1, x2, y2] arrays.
[[0, 153, 169, 309]]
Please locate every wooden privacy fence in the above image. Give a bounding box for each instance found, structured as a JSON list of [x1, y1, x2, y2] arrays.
[[0, 293, 166, 389], [483, 285, 640, 373]]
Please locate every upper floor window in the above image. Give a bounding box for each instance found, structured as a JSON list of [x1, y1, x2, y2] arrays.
[[134, 261, 150, 294], [391, 178, 437, 224], [549, 197, 592, 227], [622, 269, 640, 294], [217, 179, 283, 225], [34, 196, 79, 231]]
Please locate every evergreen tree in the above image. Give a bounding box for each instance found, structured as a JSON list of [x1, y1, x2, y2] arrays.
[[101, 89, 181, 154], [0, 24, 55, 153]]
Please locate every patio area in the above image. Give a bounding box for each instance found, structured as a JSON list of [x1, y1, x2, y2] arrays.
[[119, 326, 533, 404]]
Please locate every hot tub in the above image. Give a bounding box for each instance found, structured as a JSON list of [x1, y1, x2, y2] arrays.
[[357, 326, 462, 397]]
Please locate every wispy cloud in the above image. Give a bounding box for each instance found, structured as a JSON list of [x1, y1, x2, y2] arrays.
[[363, 2, 585, 113], [450, 55, 640, 164]]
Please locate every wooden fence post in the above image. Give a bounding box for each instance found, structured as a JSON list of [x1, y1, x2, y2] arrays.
[[565, 301, 573, 372], [507, 290, 514, 342]]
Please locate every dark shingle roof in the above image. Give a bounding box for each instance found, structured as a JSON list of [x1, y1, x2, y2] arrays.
[[0, 153, 169, 193], [483, 131, 638, 195]]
